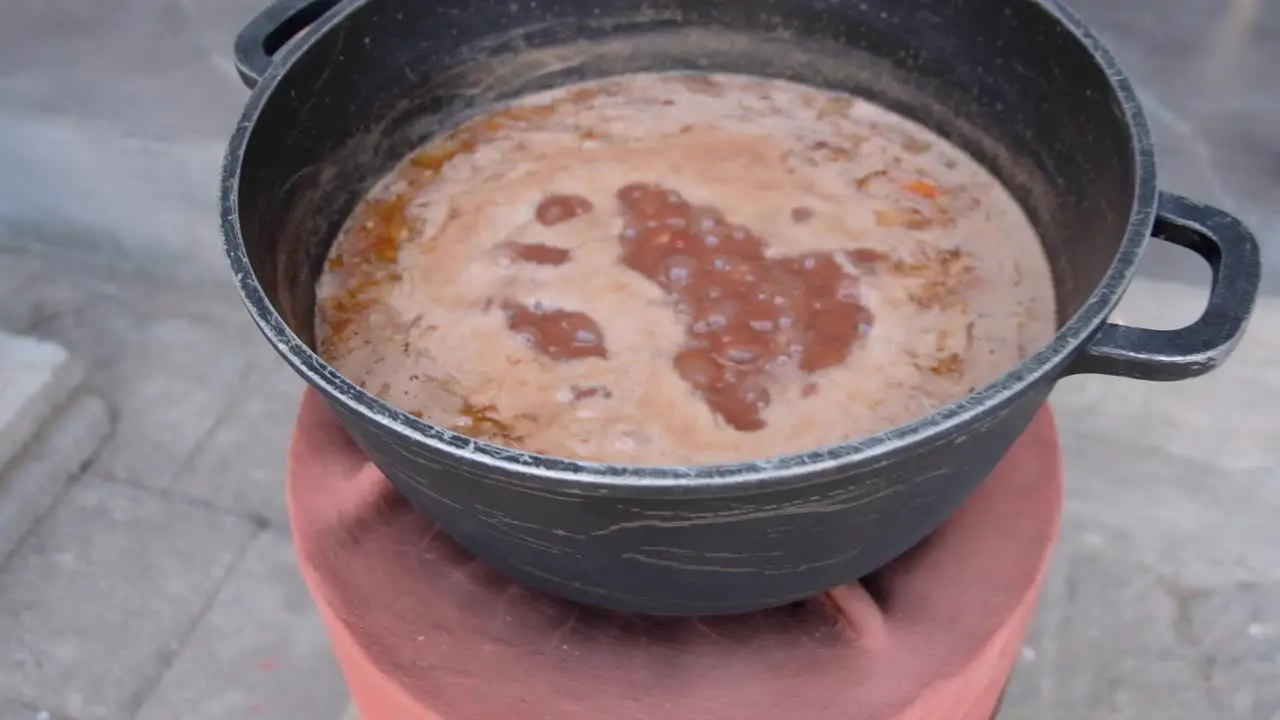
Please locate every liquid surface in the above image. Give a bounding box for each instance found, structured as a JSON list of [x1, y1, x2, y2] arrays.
[[316, 73, 1056, 465]]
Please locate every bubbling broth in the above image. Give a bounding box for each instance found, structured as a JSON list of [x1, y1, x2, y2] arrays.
[[315, 72, 1056, 465]]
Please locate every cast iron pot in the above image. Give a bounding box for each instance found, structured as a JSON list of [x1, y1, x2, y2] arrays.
[[222, 0, 1261, 615]]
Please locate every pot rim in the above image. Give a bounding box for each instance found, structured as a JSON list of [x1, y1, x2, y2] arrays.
[[219, 0, 1157, 497]]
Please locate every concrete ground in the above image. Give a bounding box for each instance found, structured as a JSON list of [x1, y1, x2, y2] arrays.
[[0, 0, 1275, 718]]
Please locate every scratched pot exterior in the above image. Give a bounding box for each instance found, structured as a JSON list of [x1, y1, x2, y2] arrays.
[[222, 0, 1260, 614]]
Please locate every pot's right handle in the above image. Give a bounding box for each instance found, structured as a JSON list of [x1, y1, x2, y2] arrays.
[[234, 0, 342, 90], [1066, 192, 1261, 381]]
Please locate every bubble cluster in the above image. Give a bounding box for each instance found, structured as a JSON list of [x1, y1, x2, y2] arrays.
[[500, 300, 608, 361], [615, 183, 875, 431], [535, 194, 594, 226]]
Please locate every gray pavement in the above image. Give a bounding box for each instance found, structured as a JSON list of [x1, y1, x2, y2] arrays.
[[0, 0, 1276, 718]]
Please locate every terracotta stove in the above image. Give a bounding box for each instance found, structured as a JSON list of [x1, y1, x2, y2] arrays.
[[288, 389, 1062, 720]]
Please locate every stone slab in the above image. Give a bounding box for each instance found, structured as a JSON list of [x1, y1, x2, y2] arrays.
[[0, 0, 252, 142], [0, 393, 111, 562], [1004, 545, 1220, 720], [1004, 539, 1280, 720], [177, 360, 305, 528], [92, 315, 252, 491], [0, 114, 229, 280], [1054, 426, 1280, 589], [0, 331, 80, 474], [136, 529, 349, 720], [999, 419, 1280, 719], [0, 477, 258, 720], [0, 697, 72, 720], [1186, 582, 1280, 718]]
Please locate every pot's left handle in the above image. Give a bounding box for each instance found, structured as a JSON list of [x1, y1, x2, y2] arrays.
[[1065, 192, 1261, 381], [234, 0, 343, 89]]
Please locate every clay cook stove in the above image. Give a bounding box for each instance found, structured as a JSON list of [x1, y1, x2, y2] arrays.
[[288, 389, 1062, 720]]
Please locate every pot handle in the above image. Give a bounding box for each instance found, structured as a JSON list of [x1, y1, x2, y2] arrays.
[[233, 0, 342, 90], [1065, 192, 1261, 381]]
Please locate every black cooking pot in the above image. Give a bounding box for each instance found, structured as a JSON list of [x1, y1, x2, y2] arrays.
[[222, 0, 1260, 615]]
